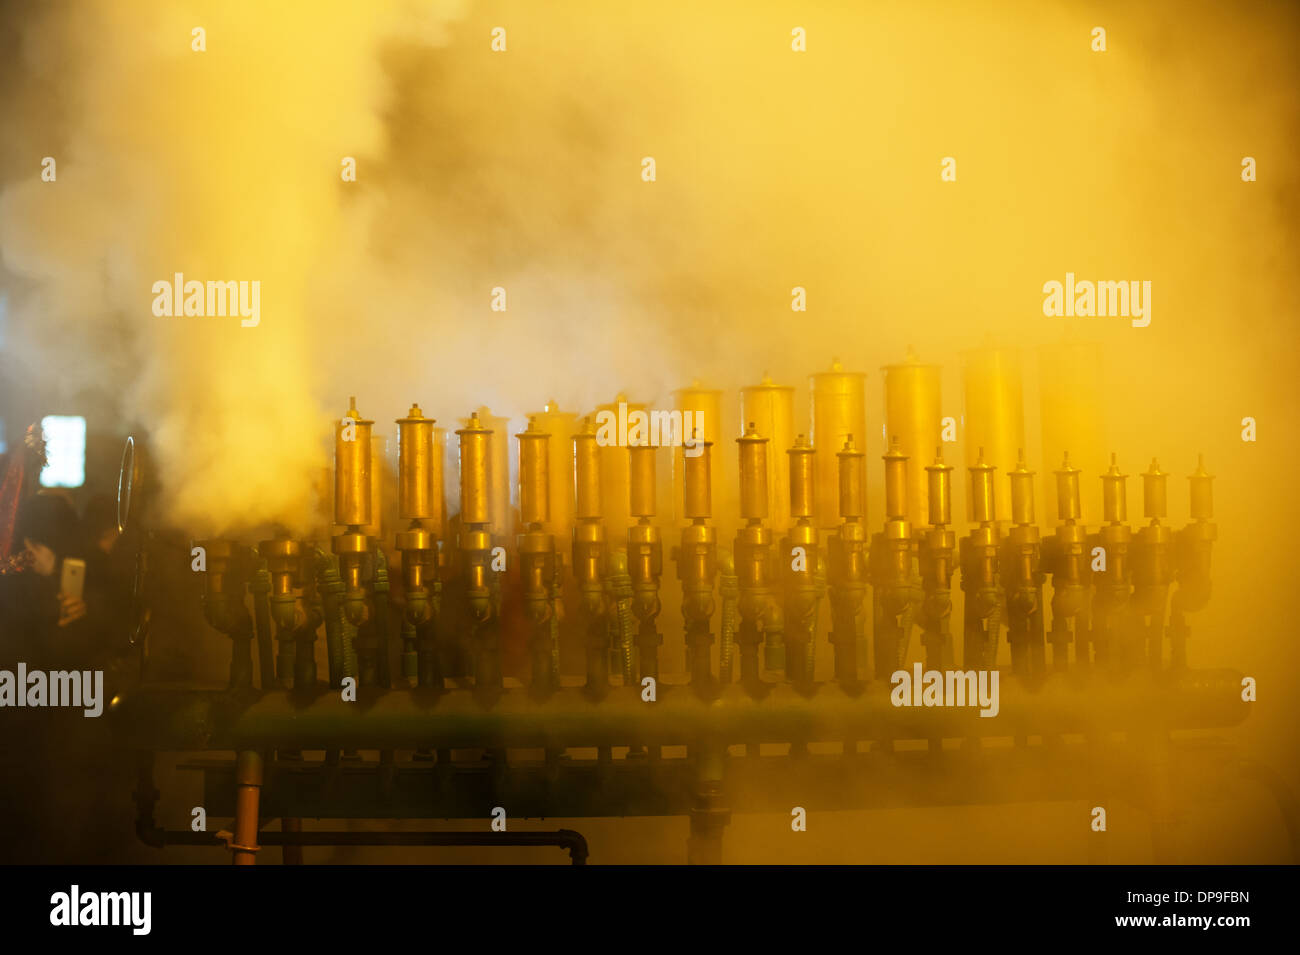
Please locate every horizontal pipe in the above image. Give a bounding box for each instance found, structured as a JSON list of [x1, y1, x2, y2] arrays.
[[146, 828, 588, 864], [110, 669, 1247, 751]]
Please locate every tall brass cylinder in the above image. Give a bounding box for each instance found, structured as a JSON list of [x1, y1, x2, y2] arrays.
[[788, 434, 816, 520], [517, 418, 551, 527], [456, 412, 492, 527], [630, 445, 657, 519], [673, 383, 725, 525], [741, 376, 794, 532], [1101, 453, 1128, 524], [1008, 452, 1036, 525], [925, 447, 953, 526], [334, 397, 373, 527], [1189, 455, 1214, 520], [365, 433, 388, 539], [397, 403, 434, 521], [531, 400, 577, 545], [883, 350, 942, 529], [962, 346, 1025, 518], [837, 436, 866, 521], [811, 360, 867, 529], [1054, 452, 1081, 523], [574, 419, 601, 522], [737, 424, 769, 521], [473, 406, 511, 536], [969, 449, 997, 525], [1039, 342, 1105, 525], [1142, 459, 1167, 521]]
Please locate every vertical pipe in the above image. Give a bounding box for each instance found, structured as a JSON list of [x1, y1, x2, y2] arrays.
[[231, 750, 264, 865]]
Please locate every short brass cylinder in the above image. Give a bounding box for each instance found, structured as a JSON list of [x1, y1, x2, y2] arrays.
[[1143, 459, 1167, 521], [456, 412, 492, 527], [1101, 454, 1128, 524], [1008, 452, 1036, 526], [473, 407, 511, 535], [397, 404, 434, 521], [682, 439, 713, 520], [1039, 342, 1104, 523], [837, 436, 866, 521], [629, 444, 657, 519], [574, 421, 602, 521], [737, 424, 769, 521], [788, 434, 816, 520], [530, 401, 577, 544], [517, 418, 551, 527], [1189, 455, 1214, 520], [883, 349, 941, 529], [594, 395, 645, 540], [741, 376, 795, 532], [334, 397, 373, 527], [673, 383, 725, 525], [811, 360, 867, 528], [1054, 452, 1081, 523], [925, 447, 953, 526], [883, 436, 909, 522], [969, 449, 997, 525]]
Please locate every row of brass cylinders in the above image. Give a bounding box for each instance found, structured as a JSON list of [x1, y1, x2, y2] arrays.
[[338, 401, 1215, 543]]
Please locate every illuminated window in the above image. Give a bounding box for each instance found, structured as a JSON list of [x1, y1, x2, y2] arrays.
[[40, 415, 86, 488]]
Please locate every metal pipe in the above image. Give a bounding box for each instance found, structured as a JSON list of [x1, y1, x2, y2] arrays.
[[110, 670, 1249, 751]]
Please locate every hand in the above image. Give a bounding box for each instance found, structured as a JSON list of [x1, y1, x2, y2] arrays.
[[57, 593, 86, 627]]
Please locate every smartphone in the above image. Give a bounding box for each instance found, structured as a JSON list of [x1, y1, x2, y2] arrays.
[[60, 557, 86, 603]]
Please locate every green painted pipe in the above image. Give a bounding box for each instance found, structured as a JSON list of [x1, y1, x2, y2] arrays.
[[109, 668, 1247, 752]]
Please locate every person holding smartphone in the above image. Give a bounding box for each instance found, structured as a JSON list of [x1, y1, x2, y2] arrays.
[[0, 492, 92, 659]]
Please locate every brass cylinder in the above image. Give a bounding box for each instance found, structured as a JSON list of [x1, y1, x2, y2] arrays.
[[788, 434, 816, 520], [456, 412, 492, 527], [925, 446, 953, 526], [673, 383, 725, 525], [574, 419, 601, 521], [397, 404, 434, 521], [737, 423, 769, 521], [531, 400, 577, 544], [630, 445, 657, 519], [1101, 453, 1128, 524], [517, 417, 551, 527], [1054, 452, 1082, 523], [962, 346, 1025, 496], [364, 433, 388, 539], [596, 394, 645, 541], [837, 435, 866, 521], [883, 349, 942, 529], [1142, 459, 1167, 521], [811, 360, 867, 528], [1039, 342, 1104, 524], [969, 448, 997, 524], [1189, 455, 1214, 520], [334, 397, 372, 527], [683, 439, 713, 520], [473, 407, 511, 536], [883, 436, 909, 522], [1008, 451, 1036, 526], [741, 376, 795, 532]]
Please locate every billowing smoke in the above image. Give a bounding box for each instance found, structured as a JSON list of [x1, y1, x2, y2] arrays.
[[0, 0, 470, 535]]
